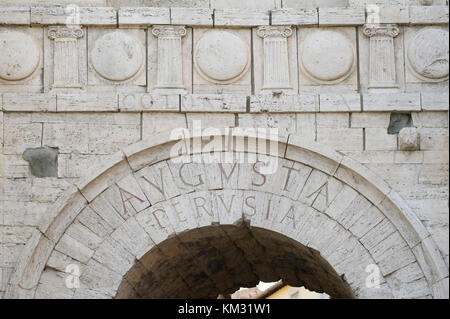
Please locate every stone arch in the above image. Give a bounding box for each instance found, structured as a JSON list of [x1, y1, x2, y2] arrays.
[[5, 132, 448, 299]]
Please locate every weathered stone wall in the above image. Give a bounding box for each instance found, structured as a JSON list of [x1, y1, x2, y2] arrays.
[[0, 0, 448, 298]]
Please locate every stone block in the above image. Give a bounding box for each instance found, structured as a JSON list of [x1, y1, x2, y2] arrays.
[[394, 151, 423, 164], [421, 93, 449, 111], [271, 9, 318, 25], [319, 94, 361, 112], [214, 9, 270, 26], [363, 93, 421, 112], [86, 123, 140, 155], [319, 7, 365, 26], [55, 233, 94, 264], [410, 6, 449, 24], [238, 113, 297, 136], [2, 94, 56, 112], [0, 226, 34, 244], [366, 6, 409, 24], [120, 94, 179, 112], [31, 6, 117, 25], [419, 128, 449, 151], [317, 128, 364, 151], [182, 94, 246, 113], [211, 0, 279, 9], [316, 113, 349, 128], [57, 94, 118, 112], [296, 113, 316, 141], [142, 112, 186, 138], [365, 128, 398, 151], [3, 122, 43, 155], [283, 0, 349, 8], [351, 112, 391, 128], [250, 94, 318, 112], [0, 7, 30, 25], [42, 123, 89, 154], [170, 8, 213, 25], [118, 7, 170, 26], [398, 127, 420, 151]]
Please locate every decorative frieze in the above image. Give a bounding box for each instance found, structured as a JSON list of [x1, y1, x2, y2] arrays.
[[152, 26, 187, 93], [257, 26, 293, 90], [363, 24, 400, 89], [48, 26, 84, 88]]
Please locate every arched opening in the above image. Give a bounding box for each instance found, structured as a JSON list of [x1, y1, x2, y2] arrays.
[[115, 223, 354, 299], [6, 133, 446, 299]]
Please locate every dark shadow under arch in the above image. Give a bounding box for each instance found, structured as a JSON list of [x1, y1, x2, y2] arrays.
[[116, 223, 355, 299]]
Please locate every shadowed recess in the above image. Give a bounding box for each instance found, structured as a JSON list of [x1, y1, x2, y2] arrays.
[[115, 224, 354, 299]]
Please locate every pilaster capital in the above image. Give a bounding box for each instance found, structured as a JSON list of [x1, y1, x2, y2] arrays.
[[152, 25, 187, 38], [48, 26, 84, 40], [257, 26, 293, 39], [363, 24, 400, 38]]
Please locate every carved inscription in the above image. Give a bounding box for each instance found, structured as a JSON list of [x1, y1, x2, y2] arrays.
[[119, 160, 345, 233]]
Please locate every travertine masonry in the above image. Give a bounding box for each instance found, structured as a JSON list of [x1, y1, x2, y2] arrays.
[[0, 0, 448, 299]]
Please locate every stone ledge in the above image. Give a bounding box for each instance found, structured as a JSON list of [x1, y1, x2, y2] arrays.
[[362, 93, 421, 112], [119, 93, 179, 112], [410, 6, 449, 25], [0, 93, 448, 113], [319, 93, 361, 112], [421, 93, 449, 111], [30, 6, 117, 26], [3, 5, 447, 26], [366, 6, 409, 24], [118, 7, 170, 26], [271, 8, 318, 25], [2, 93, 56, 112], [57, 93, 118, 112], [214, 9, 270, 26], [0, 7, 30, 25], [250, 94, 318, 112], [318, 7, 365, 26], [171, 8, 213, 26], [181, 94, 246, 112]]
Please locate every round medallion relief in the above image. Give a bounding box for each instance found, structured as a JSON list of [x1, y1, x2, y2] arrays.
[[300, 30, 355, 84], [0, 31, 40, 81], [407, 28, 449, 82], [91, 31, 144, 82], [195, 30, 250, 84]]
